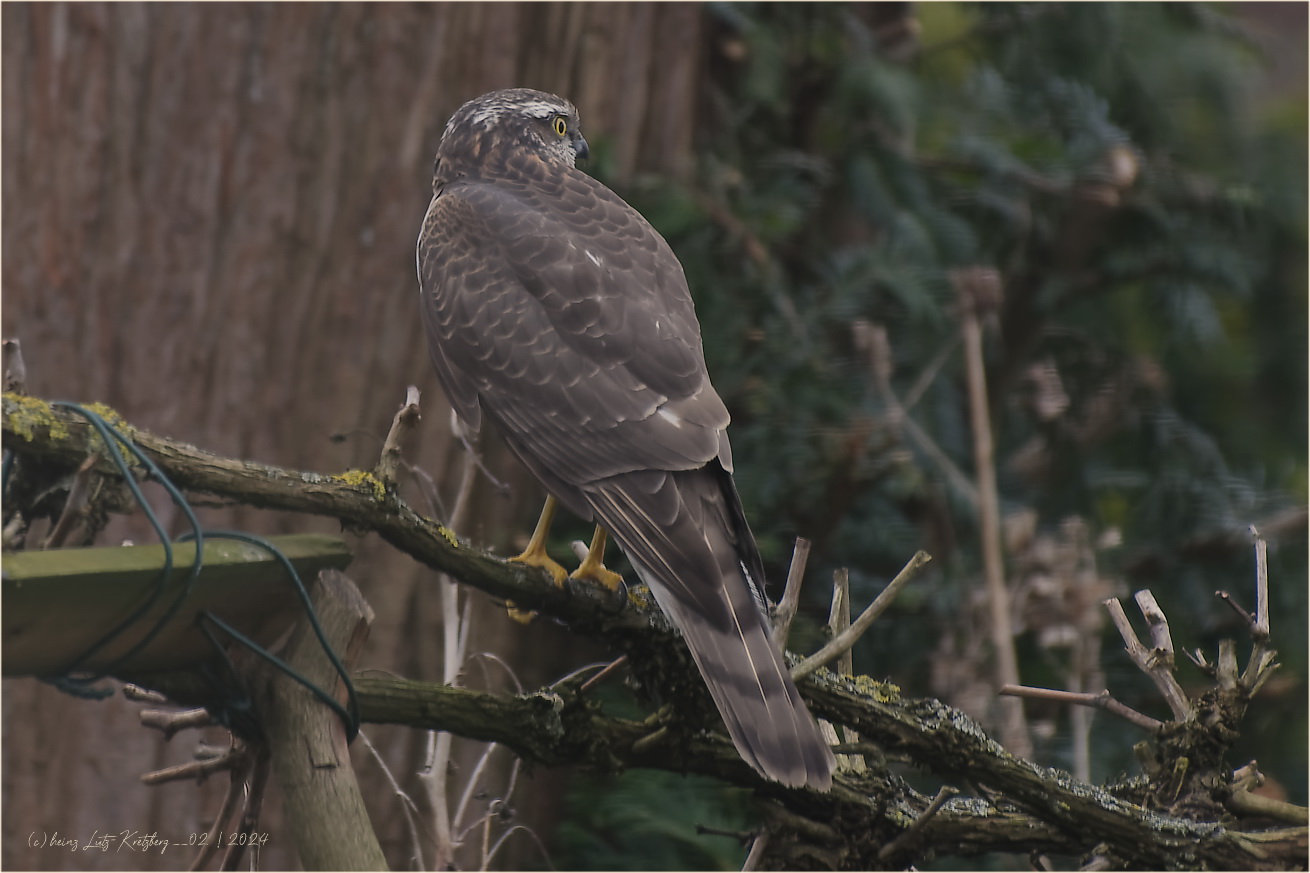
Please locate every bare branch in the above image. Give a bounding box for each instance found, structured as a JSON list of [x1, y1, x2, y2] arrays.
[[827, 568, 853, 676], [1240, 527, 1277, 694], [741, 832, 769, 872], [40, 454, 98, 549], [1216, 639, 1239, 692], [792, 550, 932, 681], [878, 786, 960, 862], [375, 385, 421, 488], [1251, 525, 1270, 639], [187, 746, 253, 872], [1226, 789, 1309, 826], [1133, 590, 1175, 667], [218, 746, 271, 871], [576, 656, 627, 695], [1103, 597, 1191, 721], [1183, 647, 1215, 676], [3, 338, 26, 394], [123, 684, 170, 704], [858, 320, 977, 508], [1215, 590, 1259, 635], [142, 744, 245, 786], [1000, 685, 1163, 733], [139, 707, 213, 740], [773, 537, 812, 645], [357, 730, 428, 869], [956, 266, 1030, 758]]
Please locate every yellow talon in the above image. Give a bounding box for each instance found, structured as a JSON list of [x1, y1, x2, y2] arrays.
[[507, 496, 568, 623], [570, 526, 625, 592]]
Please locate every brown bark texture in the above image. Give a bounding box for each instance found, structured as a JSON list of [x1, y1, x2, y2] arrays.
[[1, 3, 702, 869]]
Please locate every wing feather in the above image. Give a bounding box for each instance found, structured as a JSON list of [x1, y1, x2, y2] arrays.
[[417, 169, 730, 501], [417, 131, 833, 788]]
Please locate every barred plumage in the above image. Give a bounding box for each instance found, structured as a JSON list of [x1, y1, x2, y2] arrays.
[[417, 88, 835, 790]]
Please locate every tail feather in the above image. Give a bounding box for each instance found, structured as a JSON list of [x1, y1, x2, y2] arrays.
[[590, 465, 836, 791], [641, 566, 836, 789]]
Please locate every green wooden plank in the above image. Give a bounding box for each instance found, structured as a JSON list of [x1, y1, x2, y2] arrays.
[[3, 533, 352, 677]]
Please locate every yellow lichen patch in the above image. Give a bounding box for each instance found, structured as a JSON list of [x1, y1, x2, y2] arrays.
[[625, 584, 653, 611], [3, 393, 70, 443], [82, 401, 133, 434], [333, 469, 388, 502], [852, 674, 902, 702], [436, 526, 460, 547], [79, 401, 141, 461]]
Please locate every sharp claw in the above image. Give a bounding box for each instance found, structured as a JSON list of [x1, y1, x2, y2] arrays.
[[506, 550, 568, 623], [569, 562, 624, 592], [506, 605, 538, 625], [509, 552, 569, 588], [569, 525, 624, 594]]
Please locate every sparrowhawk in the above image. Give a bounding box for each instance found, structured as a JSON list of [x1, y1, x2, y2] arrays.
[[416, 88, 835, 791]]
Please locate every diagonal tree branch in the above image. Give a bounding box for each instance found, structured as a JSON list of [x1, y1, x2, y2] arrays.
[[5, 393, 1304, 871]]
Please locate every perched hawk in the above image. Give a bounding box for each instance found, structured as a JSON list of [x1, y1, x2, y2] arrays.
[[417, 88, 835, 791]]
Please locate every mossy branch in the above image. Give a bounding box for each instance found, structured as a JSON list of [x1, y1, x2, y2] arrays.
[[4, 393, 1303, 870]]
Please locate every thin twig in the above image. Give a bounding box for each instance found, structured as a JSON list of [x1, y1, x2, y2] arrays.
[[453, 743, 503, 843], [999, 685, 1163, 733], [218, 746, 271, 872], [41, 454, 98, 549], [861, 321, 978, 508], [823, 568, 866, 772], [792, 551, 932, 680], [141, 748, 244, 785], [773, 537, 811, 645], [957, 266, 1030, 758], [123, 684, 170, 704], [1215, 591, 1258, 633], [741, 832, 769, 872], [451, 410, 511, 498], [1226, 789, 1309, 826], [1103, 597, 1191, 721], [467, 651, 526, 694], [376, 385, 422, 488], [139, 707, 213, 740], [878, 786, 960, 861], [902, 334, 961, 414], [188, 749, 252, 872], [1216, 639, 1239, 692], [1240, 526, 1277, 692], [827, 569, 853, 676], [631, 726, 670, 754], [423, 430, 483, 870], [481, 823, 554, 872], [576, 656, 628, 695], [403, 458, 448, 520], [1133, 590, 1175, 667], [3, 338, 26, 394], [1250, 525, 1270, 639], [1184, 647, 1215, 676], [357, 730, 428, 870]]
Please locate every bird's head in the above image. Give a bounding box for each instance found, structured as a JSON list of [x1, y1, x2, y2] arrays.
[[435, 88, 590, 181]]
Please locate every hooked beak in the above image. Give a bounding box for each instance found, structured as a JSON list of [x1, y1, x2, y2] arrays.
[[572, 133, 590, 162]]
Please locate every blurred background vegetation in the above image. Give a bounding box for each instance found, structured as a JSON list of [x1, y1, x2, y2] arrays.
[[2, 2, 1303, 870], [559, 2, 1307, 869]]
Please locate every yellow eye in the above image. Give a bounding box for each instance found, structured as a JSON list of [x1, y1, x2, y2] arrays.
[[553, 116, 568, 137]]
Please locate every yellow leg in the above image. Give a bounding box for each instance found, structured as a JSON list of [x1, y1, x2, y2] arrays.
[[506, 496, 568, 623], [570, 526, 625, 593]]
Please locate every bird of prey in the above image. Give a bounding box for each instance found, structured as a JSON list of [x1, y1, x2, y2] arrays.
[[416, 88, 835, 791]]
